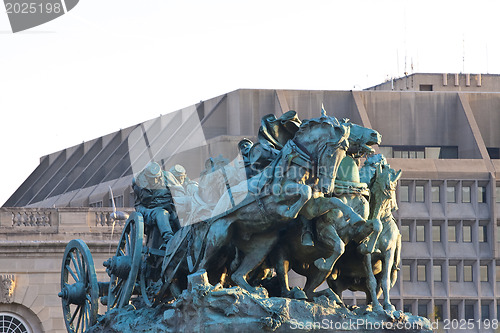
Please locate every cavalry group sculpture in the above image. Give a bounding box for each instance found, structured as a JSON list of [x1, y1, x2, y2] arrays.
[[58, 108, 420, 333]]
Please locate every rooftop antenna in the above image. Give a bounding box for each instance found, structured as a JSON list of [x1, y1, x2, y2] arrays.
[[486, 43, 489, 74], [462, 33, 465, 73]]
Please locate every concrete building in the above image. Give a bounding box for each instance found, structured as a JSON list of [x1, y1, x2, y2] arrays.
[[3, 73, 500, 331]]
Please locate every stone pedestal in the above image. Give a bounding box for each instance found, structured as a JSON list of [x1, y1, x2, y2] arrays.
[[88, 272, 434, 333]]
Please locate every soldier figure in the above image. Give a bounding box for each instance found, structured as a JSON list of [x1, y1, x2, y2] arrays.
[[133, 162, 180, 244]]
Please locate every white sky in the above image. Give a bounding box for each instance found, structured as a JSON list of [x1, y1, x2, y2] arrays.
[[1, 0, 499, 206]]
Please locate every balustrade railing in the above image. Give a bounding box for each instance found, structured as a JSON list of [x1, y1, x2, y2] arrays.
[[0, 207, 134, 232]]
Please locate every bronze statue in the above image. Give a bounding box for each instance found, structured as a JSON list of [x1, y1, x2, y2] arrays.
[[59, 108, 419, 333], [131, 162, 180, 244]]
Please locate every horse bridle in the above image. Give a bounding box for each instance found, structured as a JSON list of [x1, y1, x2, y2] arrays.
[[290, 137, 347, 181]]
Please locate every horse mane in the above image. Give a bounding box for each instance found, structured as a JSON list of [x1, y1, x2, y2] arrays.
[[294, 115, 342, 138]]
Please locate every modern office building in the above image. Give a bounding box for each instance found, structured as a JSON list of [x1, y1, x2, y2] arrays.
[[2, 72, 500, 332]]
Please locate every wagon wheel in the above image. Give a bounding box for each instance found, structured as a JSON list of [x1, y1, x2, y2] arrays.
[[139, 259, 163, 307], [59, 239, 99, 333], [104, 212, 144, 310]]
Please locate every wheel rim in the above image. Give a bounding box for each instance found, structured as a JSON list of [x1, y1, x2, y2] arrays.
[[59, 239, 99, 333], [105, 213, 144, 310]]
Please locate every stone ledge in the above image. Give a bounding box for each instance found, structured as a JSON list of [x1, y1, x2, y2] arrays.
[[87, 272, 433, 333]]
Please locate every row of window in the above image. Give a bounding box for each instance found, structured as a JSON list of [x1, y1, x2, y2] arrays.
[[346, 299, 495, 321], [401, 222, 488, 243], [379, 146, 458, 159], [399, 183, 487, 203], [89, 195, 124, 208], [401, 261, 500, 283]]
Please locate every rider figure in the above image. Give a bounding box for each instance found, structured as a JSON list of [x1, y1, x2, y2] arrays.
[[165, 164, 198, 197], [133, 162, 180, 244]]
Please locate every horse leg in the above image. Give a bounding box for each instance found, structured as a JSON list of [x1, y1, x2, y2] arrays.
[[231, 233, 278, 293], [326, 275, 347, 306], [278, 182, 312, 219], [381, 248, 396, 312], [301, 196, 364, 225], [313, 227, 345, 273], [363, 253, 383, 312], [358, 219, 383, 255], [303, 267, 343, 305], [197, 219, 231, 272]]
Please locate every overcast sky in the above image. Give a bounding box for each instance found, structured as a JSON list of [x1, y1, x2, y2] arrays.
[[1, 0, 499, 206]]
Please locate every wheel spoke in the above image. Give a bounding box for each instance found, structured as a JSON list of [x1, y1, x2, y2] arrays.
[[125, 232, 131, 255], [66, 264, 79, 282], [83, 304, 88, 331], [75, 305, 83, 332], [78, 252, 86, 280], [70, 252, 81, 279], [69, 305, 81, 325]]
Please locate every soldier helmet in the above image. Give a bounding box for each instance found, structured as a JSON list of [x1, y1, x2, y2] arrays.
[[144, 162, 162, 179], [170, 164, 186, 177]]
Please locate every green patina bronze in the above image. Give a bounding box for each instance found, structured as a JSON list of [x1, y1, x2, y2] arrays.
[[59, 107, 433, 333]]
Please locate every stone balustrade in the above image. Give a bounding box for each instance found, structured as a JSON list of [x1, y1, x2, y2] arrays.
[[0, 207, 134, 238]]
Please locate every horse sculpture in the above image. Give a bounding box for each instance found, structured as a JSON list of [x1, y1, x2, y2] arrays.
[[269, 126, 382, 303], [327, 158, 401, 312], [194, 114, 368, 293]]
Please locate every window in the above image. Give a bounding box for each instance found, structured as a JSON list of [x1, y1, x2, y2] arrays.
[[464, 265, 473, 282], [418, 304, 428, 317], [433, 265, 442, 282], [447, 186, 456, 203], [434, 304, 444, 321], [478, 186, 487, 203], [109, 195, 124, 208], [400, 185, 409, 202], [496, 186, 500, 203], [450, 305, 459, 320], [463, 225, 472, 242], [401, 225, 410, 242], [415, 185, 425, 202], [432, 225, 441, 242], [420, 84, 433, 91], [0, 313, 30, 333], [431, 186, 440, 202], [417, 264, 426, 281], [462, 186, 471, 203], [403, 303, 412, 314], [478, 225, 487, 243], [89, 201, 103, 208], [403, 265, 411, 281], [488, 147, 500, 159], [465, 304, 474, 320], [449, 265, 458, 282], [482, 304, 490, 320], [496, 265, 500, 282], [448, 225, 457, 242], [416, 225, 425, 242], [497, 225, 500, 242], [480, 265, 489, 282]]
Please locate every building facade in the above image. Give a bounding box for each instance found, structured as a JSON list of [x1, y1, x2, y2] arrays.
[[3, 74, 500, 331]]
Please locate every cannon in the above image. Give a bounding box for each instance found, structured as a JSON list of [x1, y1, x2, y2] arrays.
[[58, 211, 170, 332]]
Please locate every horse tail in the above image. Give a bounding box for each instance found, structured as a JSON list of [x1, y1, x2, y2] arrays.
[[391, 233, 401, 287]]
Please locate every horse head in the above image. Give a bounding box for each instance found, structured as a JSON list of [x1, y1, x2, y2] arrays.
[[370, 164, 402, 216], [342, 120, 382, 158], [293, 114, 350, 195]]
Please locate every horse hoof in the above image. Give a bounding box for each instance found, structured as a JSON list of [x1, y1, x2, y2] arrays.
[[372, 304, 384, 313], [290, 287, 307, 300], [313, 258, 332, 272], [384, 304, 396, 313]]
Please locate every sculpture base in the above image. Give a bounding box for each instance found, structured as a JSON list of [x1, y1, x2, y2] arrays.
[[88, 273, 434, 332]]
